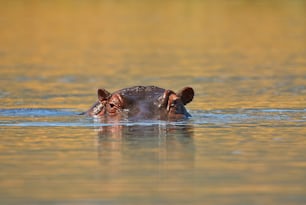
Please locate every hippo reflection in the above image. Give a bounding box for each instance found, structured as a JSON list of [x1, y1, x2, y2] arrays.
[[83, 86, 194, 120], [96, 124, 195, 171]]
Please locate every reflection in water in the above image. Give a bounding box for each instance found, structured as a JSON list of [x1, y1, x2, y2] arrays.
[[96, 124, 195, 183]]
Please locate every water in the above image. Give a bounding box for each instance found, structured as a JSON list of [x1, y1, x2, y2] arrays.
[[1, 1, 306, 205]]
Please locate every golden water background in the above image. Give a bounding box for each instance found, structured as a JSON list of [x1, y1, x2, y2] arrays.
[[0, 1, 305, 205]]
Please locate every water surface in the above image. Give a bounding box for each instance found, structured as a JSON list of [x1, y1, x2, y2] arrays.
[[0, 1, 305, 205]]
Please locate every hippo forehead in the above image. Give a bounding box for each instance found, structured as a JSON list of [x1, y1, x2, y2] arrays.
[[114, 86, 166, 101]]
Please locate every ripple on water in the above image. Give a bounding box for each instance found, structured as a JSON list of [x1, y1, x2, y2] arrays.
[[0, 108, 76, 117], [190, 108, 306, 127], [0, 108, 305, 127]]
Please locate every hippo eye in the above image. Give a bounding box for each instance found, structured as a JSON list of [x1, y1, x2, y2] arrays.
[[109, 103, 115, 108], [170, 100, 177, 107]]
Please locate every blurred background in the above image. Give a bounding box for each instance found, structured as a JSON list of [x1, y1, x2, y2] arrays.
[[0, 0, 305, 111]]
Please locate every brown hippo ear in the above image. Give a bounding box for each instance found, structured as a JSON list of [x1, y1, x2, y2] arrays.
[[177, 87, 194, 105], [97, 88, 111, 101]]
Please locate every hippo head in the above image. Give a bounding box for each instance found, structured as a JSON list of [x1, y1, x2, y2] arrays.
[[84, 86, 194, 120]]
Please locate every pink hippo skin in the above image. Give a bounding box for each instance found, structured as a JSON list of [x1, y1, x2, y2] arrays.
[[83, 86, 194, 120]]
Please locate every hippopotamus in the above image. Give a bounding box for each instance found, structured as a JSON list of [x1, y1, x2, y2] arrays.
[[83, 85, 194, 120]]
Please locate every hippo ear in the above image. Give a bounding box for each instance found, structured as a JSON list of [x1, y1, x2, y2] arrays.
[[97, 88, 111, 101], [177, 87, 194, 105]]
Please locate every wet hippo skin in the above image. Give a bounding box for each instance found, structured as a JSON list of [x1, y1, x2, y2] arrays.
[[83, 85, 194, 120]]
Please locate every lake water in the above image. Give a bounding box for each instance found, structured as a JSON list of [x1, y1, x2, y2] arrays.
[[0, 1, 305, 205]]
